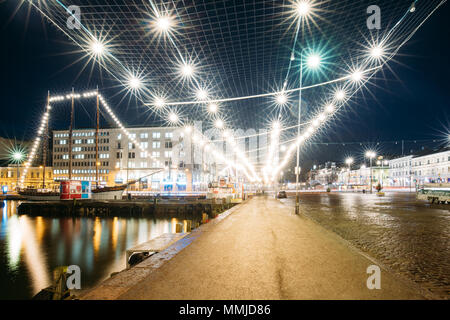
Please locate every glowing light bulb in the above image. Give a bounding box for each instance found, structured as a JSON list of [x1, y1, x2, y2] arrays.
[[335, 90, 346, 100], [168, 112, 179, 123], [181, 63, 194, 78], [196, 89, 208, 100], [306, 54, 321, 69], [214, 119, 224, 129], [370, 45, 383, 59], [318, 113, 326, 121], [325, 104, 334, 113], [156, 16, 172, 32], [351, 70, 363, 82], [91, 41, 104, 55], [128, 76, 142, 89], [154, 97, 165, 108], [208, 103, 218, 113], [276, 93, 288, 105], [296, 1, 311, 16]]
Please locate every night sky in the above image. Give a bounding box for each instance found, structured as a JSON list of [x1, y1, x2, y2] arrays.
[[0, 1, 449, 169]]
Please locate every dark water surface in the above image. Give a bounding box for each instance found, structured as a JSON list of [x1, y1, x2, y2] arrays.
[[282, 192, 450, 299], [0, 200, 194, 299]]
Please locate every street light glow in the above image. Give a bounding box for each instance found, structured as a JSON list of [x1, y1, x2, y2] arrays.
[[12, 151, 24, 162], [370, 45, 384, 59], [154, 97, 165, 108], [296, 1, 311, 16], [334, 89, 346, 100], [180, 63, 194, 78], [214, 118, 224, 129], [345, 157, 354, 165], [350, 69, 363, 82], [275, 93, 288, 105], [325, 103, 334, 113], [208, 103, 218, 113], [365, 151, 376, 158], [156, 16, 172, 32], [196, 88, 208, 100], [91, 40, 105, 55], [168, 112, 179, 123], [306, 54, 321, 69], [127, 75, 142, 89]]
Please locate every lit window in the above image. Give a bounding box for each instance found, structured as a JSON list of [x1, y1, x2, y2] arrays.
[[152, 132, 161, 139]]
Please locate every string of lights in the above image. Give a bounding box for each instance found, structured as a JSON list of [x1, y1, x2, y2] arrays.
[[21, 0, 446, 185]]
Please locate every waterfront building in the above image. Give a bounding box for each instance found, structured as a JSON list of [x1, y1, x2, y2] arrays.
[[411, 147, 450, 184], [51, 123, 272, 192], [388, 155, 413, 187], [308, 162, 338, 186], [52, 125, 211, 192], [336, 164, 389, 188], [0, 165, 55, 191]]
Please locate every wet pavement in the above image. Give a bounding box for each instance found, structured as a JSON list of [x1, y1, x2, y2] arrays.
[[281, 192, 450, 299], [99, 196, 424, 300]]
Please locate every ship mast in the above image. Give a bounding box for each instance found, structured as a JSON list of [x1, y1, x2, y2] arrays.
[[42, 91, 50, 189], [95, 87, 99, 188], [68, 87, 74, 181]]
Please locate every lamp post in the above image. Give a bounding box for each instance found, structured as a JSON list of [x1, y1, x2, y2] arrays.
[[365, 151, 376, 193], [345, 157, 354, 190], [12, 151, 24, 191], [294, 52, 321, 214], [294, 2, 312, 214]]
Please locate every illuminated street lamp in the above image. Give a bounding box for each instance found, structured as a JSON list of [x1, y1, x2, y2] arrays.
[[90, 40, 105, 56], [127, 75, 142, 90], [11, 150, 25, 191], [196, 88, 208, 100], [296, 1, 311, 17], [208, 103, 218, 114], [168, 112, 179, 124], [275, 93, 288, 106], [214, 118, 224, 129], [365, 151, 376, 193], [370, 45, 384, 60], [155, 15, 173, 33], [295, 50, 323, 215]]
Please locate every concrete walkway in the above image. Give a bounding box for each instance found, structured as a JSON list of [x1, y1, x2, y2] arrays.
[[88, 196, 425, 300]]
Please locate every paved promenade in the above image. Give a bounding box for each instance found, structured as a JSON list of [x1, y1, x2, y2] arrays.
[[85, 196, 424, 300]]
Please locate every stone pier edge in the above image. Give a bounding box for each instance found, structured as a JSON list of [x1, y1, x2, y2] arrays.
[[79, 200, 247, 300]]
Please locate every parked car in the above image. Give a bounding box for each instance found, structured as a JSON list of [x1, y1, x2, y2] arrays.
[[277, 190, 287, 198]]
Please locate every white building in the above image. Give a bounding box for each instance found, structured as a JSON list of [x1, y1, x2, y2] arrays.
[[411, 148, 450, 184], [51, 123, 272, 191], [337, 165, 389, 188], [388, 155, 413, 187]]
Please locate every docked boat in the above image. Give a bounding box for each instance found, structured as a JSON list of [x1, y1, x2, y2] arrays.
[[91, 184, 127, 200]]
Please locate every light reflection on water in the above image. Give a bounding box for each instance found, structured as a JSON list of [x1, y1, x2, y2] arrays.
[[0, 200, 196, 300]]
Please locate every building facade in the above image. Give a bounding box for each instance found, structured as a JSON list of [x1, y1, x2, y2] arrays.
[[52, 126, 211, 192], [388, 155, 413, 187], [337, 165, 389, 188], [51, 123, 273, 192], [308, 162, 338, 186], [0, 165, 55, 191], [411, 148, 450, 184]]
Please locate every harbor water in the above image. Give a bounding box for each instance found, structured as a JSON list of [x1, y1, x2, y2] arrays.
[[0, 200, 197, 299]]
